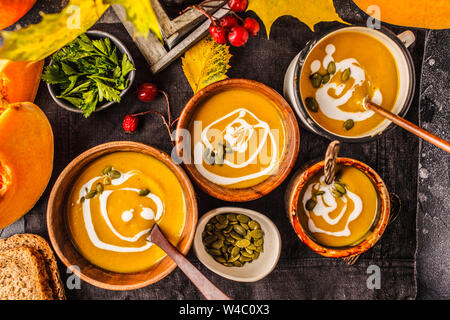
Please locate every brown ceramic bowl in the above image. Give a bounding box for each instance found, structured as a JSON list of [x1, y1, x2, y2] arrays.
[[47, 141, 198, 290], [175, 79, 300, 202], [285, 157, 390, 258]]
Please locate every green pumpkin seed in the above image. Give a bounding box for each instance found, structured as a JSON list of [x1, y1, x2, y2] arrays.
[[202, 213, 264, 267], [305, 97, 319, 112], [204, 148, 215, 165], [310, 72, 322, 88], [236, 239, 251, 248], [327, 61, 336, 74], [254, 238, 263, 247], [334, 182, 346, 195], [341, 68, 351, 82], [305, 199, 317, 211], [108, 170, 121, 179], [211, 240, 223, 249], [103, 176, 111, 185], [321, 73, 331, 84], [96, 183, 103, 193], [139, 188, 150, 196], [237, 214, 250, 224], [248, 220, 260, 230], [207, 248, 221, 256], [79, 196, 85, 203], [343, 119, 354, 130], [249, 229, 264, 239], [216, 215, 228, 225], [230, 231, 243, 241], [215, 223, 227, 230], [102, 166, 112, 175], [232, 261, 243, 267], [332, 189, 343, 197], [214, 256, 226, 263], [85, 190, 97, 199], [233, 224, 246, 236], [314, 190, 325, 196]]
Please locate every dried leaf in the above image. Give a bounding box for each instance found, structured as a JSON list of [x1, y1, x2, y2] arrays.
[[247, 0, 346, 37], [0, 0, 162, 61], [182, 36, 232, 94]]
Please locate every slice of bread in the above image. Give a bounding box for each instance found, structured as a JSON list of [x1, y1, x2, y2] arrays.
[[0, 247, 54, 300], [0, 234, 65, 300]]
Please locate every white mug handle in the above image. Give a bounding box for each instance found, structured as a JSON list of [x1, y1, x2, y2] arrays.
[[397, 30, 415, 48]]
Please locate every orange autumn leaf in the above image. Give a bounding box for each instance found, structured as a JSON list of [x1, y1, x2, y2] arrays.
[[247, 0, 346, 37], [353, 0, 450, 29]]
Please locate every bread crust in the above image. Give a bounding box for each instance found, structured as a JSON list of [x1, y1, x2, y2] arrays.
[[0, 234, 65, 300]]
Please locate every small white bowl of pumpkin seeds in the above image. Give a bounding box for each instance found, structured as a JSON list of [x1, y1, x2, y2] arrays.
[[193, 207, 281, 282]]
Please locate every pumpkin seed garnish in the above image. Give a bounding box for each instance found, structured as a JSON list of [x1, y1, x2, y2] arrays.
[[96, 183, 104, 193], [85, 190, 97, 199], [341, 68, 351, 82], [310, 72, 322, 88], [202, 213, 264, 267], [334, 182, 346, 195], [305, 97, 319, 112], [102, 166, 112, 175], [108, 170, 121, 179], [343, 119, 354, 130], [139, 188, 150, 196], [204, 148, 215, 165], [103, 176, 111, 185], [327, 61, 336, 74], [305, 199, 317, 211], [321, 73, 331, 84]]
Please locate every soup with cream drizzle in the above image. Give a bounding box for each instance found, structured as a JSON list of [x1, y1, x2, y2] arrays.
[[67, 152, 186, 273], [189, 87, 286, 189], [300, 30, 399, 137], [297, 165, 379, 247]]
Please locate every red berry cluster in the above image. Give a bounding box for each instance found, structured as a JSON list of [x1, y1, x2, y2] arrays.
[[196, 0, 259, 47], [123, 83, 177, 138]]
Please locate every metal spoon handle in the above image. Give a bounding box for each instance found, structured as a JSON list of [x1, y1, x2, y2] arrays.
[[148, 224, 231, 300], [324, 140, 340, 184]]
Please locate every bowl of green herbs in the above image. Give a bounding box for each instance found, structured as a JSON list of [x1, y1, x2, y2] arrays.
[[43, 30, 135, 117]]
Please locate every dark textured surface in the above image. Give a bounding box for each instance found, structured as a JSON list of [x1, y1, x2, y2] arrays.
[[1, 0, 447, 299], [416, 30, 450, 300]]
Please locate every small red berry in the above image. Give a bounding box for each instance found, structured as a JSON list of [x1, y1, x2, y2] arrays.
[[219, 15, 238, 29], [227, 0, 247, 12], [243, 17, 260, 36], [123, 114, 139, 133], [209, 24, 228, 44], [228, 25, 249, 47], [137, 83, 158, 102]]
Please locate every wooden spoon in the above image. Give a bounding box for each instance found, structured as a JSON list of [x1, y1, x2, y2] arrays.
[[148, 224, 231, 300], [324, 140, 341, 184], [365, 100, 450, 153]]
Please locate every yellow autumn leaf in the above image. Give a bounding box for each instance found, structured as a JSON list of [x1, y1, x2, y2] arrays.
[[247, 0, 346, 37], [0, 0, 162, 61], [182, 36, 232, 94]]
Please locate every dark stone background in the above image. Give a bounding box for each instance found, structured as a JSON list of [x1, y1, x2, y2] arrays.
[[1, 0, 448, 299]]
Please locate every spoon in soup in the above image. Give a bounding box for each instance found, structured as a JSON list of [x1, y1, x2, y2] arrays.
[[147, 224, 231, 300], [364, 100, 450, 154]]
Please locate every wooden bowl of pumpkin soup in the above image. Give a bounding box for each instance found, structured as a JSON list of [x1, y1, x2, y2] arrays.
[[176, 79, 300, 202], [285, 158, 390, 258], [47, 142, 197, 290]]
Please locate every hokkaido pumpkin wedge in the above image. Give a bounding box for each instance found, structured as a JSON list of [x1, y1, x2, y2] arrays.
[[353, 0, 450, 29], [0, 59, 44, 104], [0, 0, 37, 30], [0, 102, 54, 229]]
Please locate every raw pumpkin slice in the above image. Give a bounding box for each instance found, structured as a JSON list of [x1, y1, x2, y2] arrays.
[[353, 0, 450, 29], [0, 0, 37, 30], [0, 102, 54, 229], [0, 59, 44, 103]]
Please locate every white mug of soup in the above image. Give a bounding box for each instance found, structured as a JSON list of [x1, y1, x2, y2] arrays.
[[283, 25, 416, 142]]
